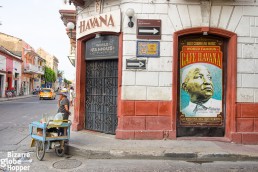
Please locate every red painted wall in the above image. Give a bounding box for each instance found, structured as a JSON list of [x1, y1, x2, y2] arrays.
[[232, 103, 258, 144], [6, 57, 13, 72], [116, 100, 173, 139], [6, 56, 13, 90]]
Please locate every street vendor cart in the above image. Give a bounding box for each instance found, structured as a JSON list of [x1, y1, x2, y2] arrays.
[[29, 118, 71, 161]]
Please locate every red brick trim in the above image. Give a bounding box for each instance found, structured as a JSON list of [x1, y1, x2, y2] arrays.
[[121, 101, 135, 116], [135, 131, 164, 140], [117, 102, 258, 143], [237, 118, 254, 132], [242, 133, 258, 144], [116, 100, 173, 139], [231, 132, 242, 143], [117, 33, 123, 118], [73, 37, 87, 131], [239, 104, 258, 118], [120, 100, 172, 116], [116, 129, 175, 140], [116, 130, 135, 139], [233, 103, 258, 144], [146, 116, 172, 130], [135, 101, 159, 116], [255, 119, 258, 132]]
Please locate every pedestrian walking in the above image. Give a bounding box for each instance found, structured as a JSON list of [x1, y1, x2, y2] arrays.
[[69, 87, 75, 106]]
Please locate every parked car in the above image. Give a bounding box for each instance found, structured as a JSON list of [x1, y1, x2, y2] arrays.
[[39, 88, 56, 100]]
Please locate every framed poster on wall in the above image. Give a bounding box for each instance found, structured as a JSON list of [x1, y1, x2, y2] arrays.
[[177, 36, 226, 137]]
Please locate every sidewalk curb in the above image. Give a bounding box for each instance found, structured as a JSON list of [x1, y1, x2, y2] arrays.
[[66, 144, 258, 161], [0, 95, 36, 102]]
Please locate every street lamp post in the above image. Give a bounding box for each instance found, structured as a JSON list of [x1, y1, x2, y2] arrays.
[[67, 22, 75, 38]]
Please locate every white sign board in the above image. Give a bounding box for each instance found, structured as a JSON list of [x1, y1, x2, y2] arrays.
[[77, 9, 121, 39]]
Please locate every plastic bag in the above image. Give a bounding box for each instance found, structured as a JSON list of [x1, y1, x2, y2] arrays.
[[40, 113, 64, 125], [49, 113, 64, 125]]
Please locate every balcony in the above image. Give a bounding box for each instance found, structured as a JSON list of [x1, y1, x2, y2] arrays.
[[38, 66, 44, 75], [24, 64, 44, 75]]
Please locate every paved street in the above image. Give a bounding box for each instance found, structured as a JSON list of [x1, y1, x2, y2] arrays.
[[0, 97, 258, 172], [1, 153, 258, 172], [0, 96, 58, 152]]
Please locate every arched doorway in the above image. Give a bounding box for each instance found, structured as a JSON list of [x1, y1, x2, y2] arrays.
[[73, 33, 123, 134]]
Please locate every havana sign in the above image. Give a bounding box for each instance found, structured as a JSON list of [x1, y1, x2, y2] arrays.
[[77, 9, 121, 39]]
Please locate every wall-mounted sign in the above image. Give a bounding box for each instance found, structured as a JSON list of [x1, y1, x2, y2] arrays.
[[136, 41, 160, 57], [179, 37, 224, 127], [85, 35, 119, 60], [77, 9, 121, 39], [126, 59, 146, 69], [137, 19, 161, 40]]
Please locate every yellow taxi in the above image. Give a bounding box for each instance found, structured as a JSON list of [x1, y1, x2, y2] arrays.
[[39, 88, 56, 100]]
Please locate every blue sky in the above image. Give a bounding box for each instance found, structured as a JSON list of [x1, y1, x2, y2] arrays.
[[0, 0, 75, 80]]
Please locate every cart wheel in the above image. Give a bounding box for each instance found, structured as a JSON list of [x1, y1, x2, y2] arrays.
[[55, 148, 65, 157], [36, 141, 45, 161]]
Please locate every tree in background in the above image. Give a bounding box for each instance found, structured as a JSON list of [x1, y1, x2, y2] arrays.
[[63, 78, 72, 88], [44, 66, 56, 84]]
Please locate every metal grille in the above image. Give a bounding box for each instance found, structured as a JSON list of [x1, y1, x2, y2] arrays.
[[85, 59, 118, 134]]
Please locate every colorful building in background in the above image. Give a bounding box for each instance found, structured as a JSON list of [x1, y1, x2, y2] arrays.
[[0, 32, 45, 96], [0, 46, 22, 97], [37, 48, 59, 89]]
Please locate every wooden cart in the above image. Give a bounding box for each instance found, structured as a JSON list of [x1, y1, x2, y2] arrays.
[[29, 120, 71, 160]]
